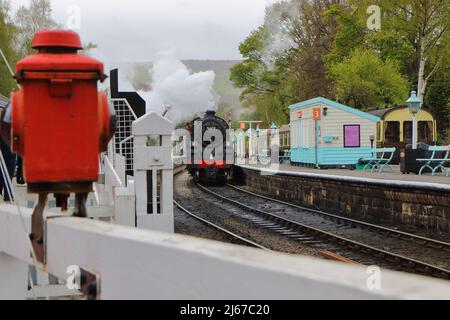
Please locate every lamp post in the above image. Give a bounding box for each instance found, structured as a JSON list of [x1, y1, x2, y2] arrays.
[[370, 135, 375, 157], [406, 91, 423, 150], [256, 127, 261, 162]]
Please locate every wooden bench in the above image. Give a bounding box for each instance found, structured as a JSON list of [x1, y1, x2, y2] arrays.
[[417, 145, 450, 176], [363, 148, 396, 173]]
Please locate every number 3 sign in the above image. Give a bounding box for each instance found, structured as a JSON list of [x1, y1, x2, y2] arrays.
[[313, 108, 321, 121]]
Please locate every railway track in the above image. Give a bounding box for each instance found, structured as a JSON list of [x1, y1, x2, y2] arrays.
[[174, 172, 362, 265], [227, 184, 450, 251], [196, 183, 450, 280], [174, 200, 271, 251], [175, 192, 362, 266]]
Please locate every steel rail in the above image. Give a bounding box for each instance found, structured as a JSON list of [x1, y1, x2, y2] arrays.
[[174, 182, 359, 266], [197, 184, 450, 279], [227, 184, 450, 251], [174, 200, 271, 251]]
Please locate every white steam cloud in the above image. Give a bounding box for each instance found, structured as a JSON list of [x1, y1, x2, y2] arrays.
[[140, 50, 217, 122], [88, 48, 217, 123]]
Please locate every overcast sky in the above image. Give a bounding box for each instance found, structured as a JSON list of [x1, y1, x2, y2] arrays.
[[11, 0, 277, 62]]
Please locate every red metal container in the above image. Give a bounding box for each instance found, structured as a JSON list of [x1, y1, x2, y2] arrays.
[[11, 30, 114, 192]]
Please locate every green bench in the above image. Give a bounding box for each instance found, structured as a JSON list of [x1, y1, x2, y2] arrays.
[[363, 148, 396, 173], [418, 145, 450, 176]]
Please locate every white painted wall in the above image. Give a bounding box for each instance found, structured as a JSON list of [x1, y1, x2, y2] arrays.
[[290, 102, 377, 148]]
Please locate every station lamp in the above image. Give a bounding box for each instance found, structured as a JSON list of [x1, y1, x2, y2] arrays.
[[406, 91, 423, 150]]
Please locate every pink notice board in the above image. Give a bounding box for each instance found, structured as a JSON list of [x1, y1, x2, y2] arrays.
[[344, 125, 360, 148]]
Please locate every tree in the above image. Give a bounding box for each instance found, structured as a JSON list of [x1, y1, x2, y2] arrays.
[[0, 0, 17, 96], [325, 3, 415, 72], [380, 0, 450, 101], [230, 27, 276, 99], [425, 67, 450, 139], [14, 0, 58, 58], [230, 26, 288, 126], [325, 3, 366, 64], [230, 0, 343, 126], [329, 48, 409, 109]]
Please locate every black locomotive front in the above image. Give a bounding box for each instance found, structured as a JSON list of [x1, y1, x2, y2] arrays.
[[186, 111, 233, 184]]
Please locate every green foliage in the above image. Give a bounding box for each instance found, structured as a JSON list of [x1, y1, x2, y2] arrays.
[[231, 0, 449, 131], [230, 0, 341, 127], [325, 4, 365, 64], [425, 68, 450, 138], [328, 49, 409, 110], [0, 0, 17, 96], [365, 31, 414, 73], [379, 0, 450, 94], [238, 26, 266, 62], [446, 99, 450, 142], [230, 26, 292, 127]]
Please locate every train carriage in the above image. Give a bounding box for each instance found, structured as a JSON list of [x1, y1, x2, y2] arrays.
[[368, 106, 437, 164]]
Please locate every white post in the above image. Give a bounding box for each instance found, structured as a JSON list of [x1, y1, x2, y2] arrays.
[[249, 123, 253, 160], [413, 113, 418, 150], [133, 112, 174, 233], [0, 253, 28, 300], [241, 137, 245, 160], [114, 180, 136, 227]]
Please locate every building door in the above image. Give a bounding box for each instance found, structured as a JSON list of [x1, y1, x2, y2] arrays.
[[312, 109, 322, 167]]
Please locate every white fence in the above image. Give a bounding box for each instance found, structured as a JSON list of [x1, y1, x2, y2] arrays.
[[1, 204, 450, 300], [2, 97, 450, 300]]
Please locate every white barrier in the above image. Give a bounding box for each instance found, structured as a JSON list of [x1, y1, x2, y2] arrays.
[[133, 112, 174, 233], [1, 205, 450, 300]]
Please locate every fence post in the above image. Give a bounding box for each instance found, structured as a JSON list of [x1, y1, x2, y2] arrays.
[[133, 112, 174, 233]]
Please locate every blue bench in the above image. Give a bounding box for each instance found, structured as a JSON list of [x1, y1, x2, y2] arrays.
[[363, 148, 396, 173], [417, 145, 450, 176]]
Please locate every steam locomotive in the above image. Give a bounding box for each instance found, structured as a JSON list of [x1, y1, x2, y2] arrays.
[[186, 111, 234, 184]]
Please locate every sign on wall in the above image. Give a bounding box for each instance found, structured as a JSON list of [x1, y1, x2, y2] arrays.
[[313, 109, 321, 121], [344, 125, 361, 148], [297, 111, 303, 119]]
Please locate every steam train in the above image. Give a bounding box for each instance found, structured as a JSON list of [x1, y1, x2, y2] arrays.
[[186, 111, 234, 184]]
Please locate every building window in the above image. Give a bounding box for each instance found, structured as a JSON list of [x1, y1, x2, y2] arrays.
[[404, 121, 434, 144], [385, 121, 400, 144], [403, 121, 413, 144], [419, 121, 433, 143], [377, 122, 381, 142], [343, 125, 361, 148]]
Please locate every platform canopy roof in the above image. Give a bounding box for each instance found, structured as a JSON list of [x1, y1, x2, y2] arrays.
[[289, 97, 380, 123], [367, 105, 434, 120]]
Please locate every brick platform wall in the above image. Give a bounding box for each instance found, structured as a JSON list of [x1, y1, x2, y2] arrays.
[[234, 166, 450, 233]]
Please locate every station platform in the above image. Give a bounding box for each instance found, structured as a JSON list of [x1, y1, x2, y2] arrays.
[[237, 163, 450, 190], [234, 163, 450, 234]]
